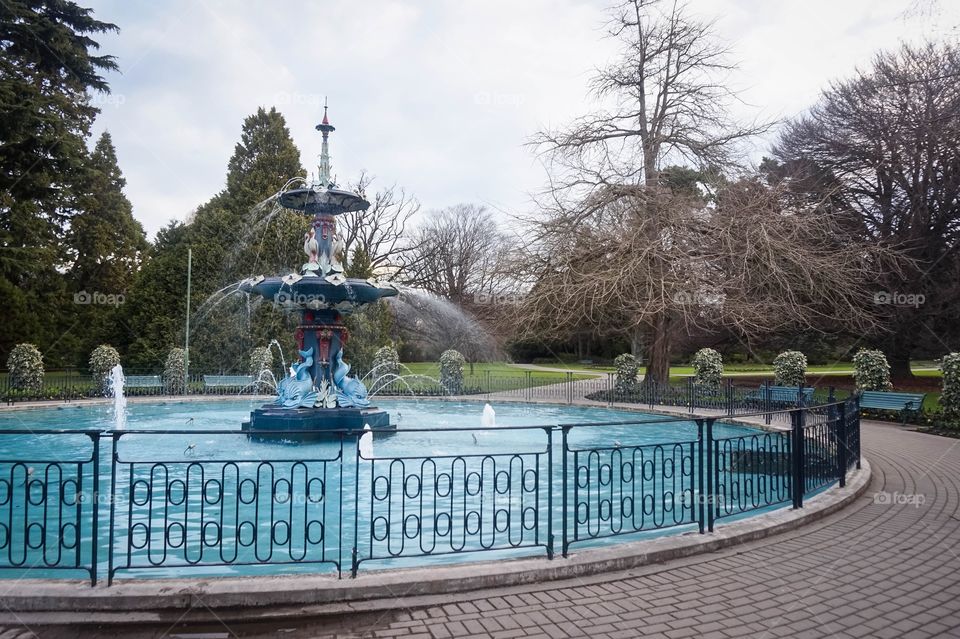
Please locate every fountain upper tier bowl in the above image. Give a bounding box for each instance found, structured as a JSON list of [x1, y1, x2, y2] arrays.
[[278, 186, 369, 216], [240, 275, 398, 311]]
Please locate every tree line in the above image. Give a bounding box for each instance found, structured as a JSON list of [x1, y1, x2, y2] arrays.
[[2, 0, 959, 382]]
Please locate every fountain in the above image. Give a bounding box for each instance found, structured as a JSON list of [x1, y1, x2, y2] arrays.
[[107, 364, 127, 430], [240, 106, 398, 435]]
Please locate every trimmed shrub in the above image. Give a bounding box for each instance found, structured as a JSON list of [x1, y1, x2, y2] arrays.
[[614, 354, 640, 393], [773, 351, 807, 387], [249, 346, 274, 393], [439, 349, 465, 393], [692, 348, 723, 389], [164, 347, 187, 395], [89, 345, 121, 395], [7, 344, 44, 394], [941, 353, 960, 422], [373, 346, 401, 379], [852, 349, 892, 391]]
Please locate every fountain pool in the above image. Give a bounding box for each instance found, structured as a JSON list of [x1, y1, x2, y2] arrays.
[[0, 399, 796, 583]]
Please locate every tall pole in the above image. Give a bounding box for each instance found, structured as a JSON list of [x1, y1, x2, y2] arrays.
[[184, 247, 192, 395]]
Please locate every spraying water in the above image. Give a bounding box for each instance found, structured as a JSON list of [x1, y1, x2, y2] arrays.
[[107, 364, 127, 430], [482, 403, 496, 428], [359, 423, 374, 459]]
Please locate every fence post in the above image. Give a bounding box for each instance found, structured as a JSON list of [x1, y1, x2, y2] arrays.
[[546, 426, 554, 559], [705, 418, 715, 532], [106, 432, 119, 586], [687, 377, 694, 414], [565, 371, 573, 404], [696, 419, 705, 534], [791, 408, 805, 509], [89, 432, 100, 586], [835, 400, 847, 487], [853, 395, 862, 470], [725, 378, 733, 416], [561, 425, 570, 557], [764, 379, 772, 425]]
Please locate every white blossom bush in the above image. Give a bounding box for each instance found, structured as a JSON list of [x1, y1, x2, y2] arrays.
[[692, 348, 724, 389], [373, 346, 401, 379], [439, 349, 465, 393], [248, 346, 274, 393], [852, 349, 892, 391], [773, 351, 808, 387], [940, 353, 960, 422], [614, 354, 640, 393], [89, 344, 121, 395], [7, 343, 44, 394], [164, 347, 187, 395]]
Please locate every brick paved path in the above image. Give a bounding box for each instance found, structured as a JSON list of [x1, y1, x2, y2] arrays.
[[30, 420, 960, 638]]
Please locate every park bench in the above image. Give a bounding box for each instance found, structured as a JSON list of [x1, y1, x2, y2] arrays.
[[124, 375, 162, 389], [202, 375, 254, 392], [859, 390, 926, 424], [746, 385, 815, 405]]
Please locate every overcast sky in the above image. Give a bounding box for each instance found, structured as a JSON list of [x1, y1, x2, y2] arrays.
[[86, 0, 959, 238]]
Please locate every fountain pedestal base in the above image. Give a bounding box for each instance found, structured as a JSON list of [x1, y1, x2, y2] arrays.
[[242, 405, 391, 438]]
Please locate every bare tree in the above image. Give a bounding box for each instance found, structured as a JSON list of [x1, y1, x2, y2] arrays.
[[771, 43, 960, 375], [530, 0, 771, 383], [339, 172, 420, 275], [514, 178, 903, 383], [401, 204, 510, 305]]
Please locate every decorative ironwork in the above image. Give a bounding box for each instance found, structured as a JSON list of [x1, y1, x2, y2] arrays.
[[562, 420, 698, 555], [107, 430, 344, 584], [0, 397, 863, 585], [353, 426, 553, 573], [712, 429, 792, 521], [0, 430, 99, 584]]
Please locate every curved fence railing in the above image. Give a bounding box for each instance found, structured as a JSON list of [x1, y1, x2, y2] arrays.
[[0, 398, 861, 585]]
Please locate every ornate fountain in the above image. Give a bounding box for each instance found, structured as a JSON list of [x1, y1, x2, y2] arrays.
[[240, 106, 397, 434]]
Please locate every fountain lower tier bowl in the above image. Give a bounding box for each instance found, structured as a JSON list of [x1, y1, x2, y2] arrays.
[[241, 276, 397, 311], [242, 405, 392, 441]]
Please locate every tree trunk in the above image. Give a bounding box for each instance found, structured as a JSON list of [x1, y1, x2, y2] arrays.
[[643, 314, 672, 385], [888, 329, 914, 380], [630, 326, 643, 359]]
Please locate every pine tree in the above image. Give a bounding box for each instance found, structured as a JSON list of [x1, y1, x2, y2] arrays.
[[69, 132, 147, 293], [0, 0, 118, 363], [124, 107, 306, 372]]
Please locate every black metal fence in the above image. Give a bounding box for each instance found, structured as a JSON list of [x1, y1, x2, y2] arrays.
[[0, 397, 861, 585]]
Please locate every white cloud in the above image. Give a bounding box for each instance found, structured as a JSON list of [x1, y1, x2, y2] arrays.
[[87, 0, 959, 238]]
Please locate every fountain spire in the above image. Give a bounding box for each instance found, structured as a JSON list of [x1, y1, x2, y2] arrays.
[[316, 98, 335, 187]]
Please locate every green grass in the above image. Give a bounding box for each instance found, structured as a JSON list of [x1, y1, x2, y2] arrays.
[[400, 362, 591, 381]]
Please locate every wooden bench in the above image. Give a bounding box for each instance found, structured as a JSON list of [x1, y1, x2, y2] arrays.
[[746, 385, 815, 405], [125, 375, 162, 388], [203, 375, 254, 391], [859, 390, 926, 424]]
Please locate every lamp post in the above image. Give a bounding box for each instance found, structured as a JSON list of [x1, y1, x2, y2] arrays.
[[184, 247, 192, 395]]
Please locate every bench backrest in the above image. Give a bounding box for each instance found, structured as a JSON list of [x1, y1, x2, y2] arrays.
[[760, 385, 815, 401], [125, 375, 162, 387], [203, 375, 254, 387], [859, 391, 926, 410]]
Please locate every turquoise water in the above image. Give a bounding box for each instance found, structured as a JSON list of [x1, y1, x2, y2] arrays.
[[0, 399, 772, 581]]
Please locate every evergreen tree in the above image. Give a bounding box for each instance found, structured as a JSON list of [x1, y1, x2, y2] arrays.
[[68, 132, 146, 294], [0, 0, 118, 363], [62, 132, 146, 366], [124, 107, 305, 372]]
